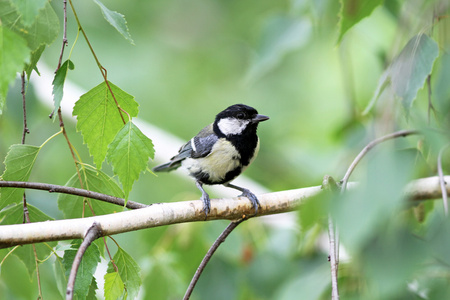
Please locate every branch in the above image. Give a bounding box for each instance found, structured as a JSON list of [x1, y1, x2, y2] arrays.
[[437, 144, 449, 215], [183, 218, 246, 300], [66, 222, 102, 300], [341, 129, 420, 191], [0, 176, 448, 249], [322, 176, 340, 300], [0, 181, 147, 209]]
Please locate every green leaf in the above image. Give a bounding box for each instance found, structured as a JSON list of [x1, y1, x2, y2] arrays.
[[142, 253, 184, 299], [246, 15, 311, 83], [106, 122, 154, 198], [93, 0, 134, 45], [338, 0, 384, 43], [391, 34, 439, 112], [53, 254, 68, 298], [73, 81, 139, 168], [364, 34, 439, 115], [52, 59, 75, 118], [107, 247, 142, 299], [87, 277, 99, 300], [0, 144, 40, 209], [0, 26, 30, 114], [63, 240, 101, 300], [24, 44, 45, 79], [10, 0, 47, 28], [332, 150, 415, 253], [275, 262, 330, 300], [104, 272, 125, 300], [0, 0, 59, 52], [0, 203, 55, 278], [58, 164, 124, 219]]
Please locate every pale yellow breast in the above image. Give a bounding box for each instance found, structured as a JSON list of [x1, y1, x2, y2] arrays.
[[183, 139, 241, 182]]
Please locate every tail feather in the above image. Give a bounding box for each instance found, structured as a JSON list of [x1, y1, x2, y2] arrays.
[[152, 161, 181, 172]]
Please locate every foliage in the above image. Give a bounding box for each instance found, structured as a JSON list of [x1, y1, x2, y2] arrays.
[[0, 0, 449, 299]]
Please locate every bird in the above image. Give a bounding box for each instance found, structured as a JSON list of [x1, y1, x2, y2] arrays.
[[153, 104, 269, 216]]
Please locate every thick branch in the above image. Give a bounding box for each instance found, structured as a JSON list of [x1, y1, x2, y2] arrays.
[[0, 181, 147, 209], [0, 176, 448, 249]]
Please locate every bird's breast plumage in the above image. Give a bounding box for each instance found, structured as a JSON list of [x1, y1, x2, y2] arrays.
[[183, 138, 241, 184]]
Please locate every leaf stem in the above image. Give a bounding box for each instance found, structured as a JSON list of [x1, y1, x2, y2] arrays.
[[67, 0, 126, 125]]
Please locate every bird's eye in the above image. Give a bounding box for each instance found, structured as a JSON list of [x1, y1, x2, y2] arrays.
[[236, 113, 245, 119]]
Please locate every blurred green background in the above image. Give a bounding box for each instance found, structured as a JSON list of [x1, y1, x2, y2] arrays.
[[1, 0, 450, 299]]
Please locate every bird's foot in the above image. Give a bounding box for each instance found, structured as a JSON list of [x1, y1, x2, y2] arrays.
[[196, 181, 211, 219], [201, 193, 211, 218], [239, 188, 260, 216]]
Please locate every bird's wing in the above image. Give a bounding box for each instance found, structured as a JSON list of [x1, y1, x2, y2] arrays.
[[153, 124, 217, 172], [171, 124, 217, 162], [190, 124, 218, 158]]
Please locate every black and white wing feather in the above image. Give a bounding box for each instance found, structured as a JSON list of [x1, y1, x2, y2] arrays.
[[152, 124, 218, 172]]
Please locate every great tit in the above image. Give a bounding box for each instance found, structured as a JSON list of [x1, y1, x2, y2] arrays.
[[153, 104, 269, 216]]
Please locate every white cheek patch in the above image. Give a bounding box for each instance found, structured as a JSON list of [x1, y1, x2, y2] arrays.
[[217, 118, 250, 136]]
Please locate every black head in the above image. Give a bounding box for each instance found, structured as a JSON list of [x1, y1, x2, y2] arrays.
[[214, 104, 269, 136]]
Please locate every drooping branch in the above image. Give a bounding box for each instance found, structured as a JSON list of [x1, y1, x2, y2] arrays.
[[183, 218, 246, 300], [0, 176, 448, 249], [66, 222, 102, 300], [341, 129, 420, 191], [0, 181, 148, 209]]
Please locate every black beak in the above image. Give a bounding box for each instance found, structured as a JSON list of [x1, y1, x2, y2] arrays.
[[251, 114, 270, 124]]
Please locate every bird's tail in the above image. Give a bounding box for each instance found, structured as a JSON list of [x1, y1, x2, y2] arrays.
[[152, 161, 181, 172]]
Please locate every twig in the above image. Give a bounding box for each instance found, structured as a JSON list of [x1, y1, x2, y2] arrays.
[[57, 108, 85, 190], [56, 0, 69, 72], [66, 222, 102, 300], [427, 75, 436, 124], [183, 218, 246, 300], [67, 0, 126, 125], [21, 72, 30, 143], [23, 195, 44, 299], [21, 69, 42, 298], [437, 144, 449, 215], [328, 215, 339, 300], [0, 181, 148, 209], [335, 130, 419, 299], [341, 129, 420, 191], [322, 176, 340, 300]]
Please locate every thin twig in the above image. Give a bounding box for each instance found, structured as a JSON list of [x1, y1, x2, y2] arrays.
[[427, 75, 436, 124], [328, 214, 339, 300], [437, 144, 449, 216], [23, 195, 43, 299], [56, 0, 69, 72], [0, 181, 148, 209], [341, 129, 420, 191], [57, 108, 85, 189], [67, 0, 126, 125], [322, 176, 340, 300], [335, 130, 419, 299], [183, 218, 246, 300], [21, 72, 29, 143], [66, 222, 102, 300], [21, 69, 42, 298]]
